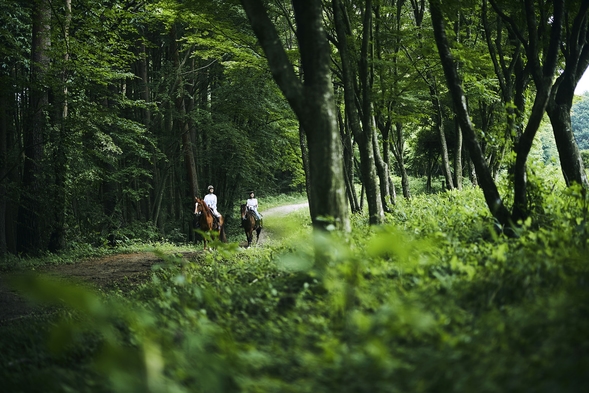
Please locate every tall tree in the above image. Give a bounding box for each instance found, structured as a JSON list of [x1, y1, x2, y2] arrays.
[[47, 0, 72, 252], [240, 0, 350, 231], [545, 1, 589, 190], [17, 0, 51, 255], [332, 0, 384, 224], [430, 0, 512, 226], [374, 0, 415, 200], [169, 25, 200, 200], [491, 0, 564, 221], [482, 0, 529, 178]]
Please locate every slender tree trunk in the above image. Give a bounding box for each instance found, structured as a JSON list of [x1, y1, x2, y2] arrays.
[[430, 0, 511, 226], [299, 125, 314, 216], [512, 0, 563, 222], [338, 110, 360, 212], [373, 4, 397, 207], [468, 157, 478, 187], [379, 122, 396, 205], [394, 122, 411, 199], [430, 81, 454, 190], [0, 82, 7, 255], [17, 1, 51, 254], [333, 0, 383, 224], [138, 40, 154, 222], [358, 0, 384, 223], [454, 123, 463, 190], [170, 26, 199, 200], [48, 0, 72, 252], [372, 121, 392, 212]]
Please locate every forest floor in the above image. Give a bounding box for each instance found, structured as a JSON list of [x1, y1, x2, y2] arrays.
[[0, 202, 309, 325]]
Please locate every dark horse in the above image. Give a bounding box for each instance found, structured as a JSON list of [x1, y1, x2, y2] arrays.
[[194, 197, 227, 250], [240, 204, 261, 248]]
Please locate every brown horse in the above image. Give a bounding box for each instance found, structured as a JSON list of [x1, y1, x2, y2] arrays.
[[240, 203, 261, 248], [194, 197, 227, 250]]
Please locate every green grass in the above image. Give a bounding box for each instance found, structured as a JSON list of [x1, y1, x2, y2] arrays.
[[2, 187, 589, 392]]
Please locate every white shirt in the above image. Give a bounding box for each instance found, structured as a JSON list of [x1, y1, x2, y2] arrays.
[[246, 197, 258, 211], [204, 193, 217, 210]]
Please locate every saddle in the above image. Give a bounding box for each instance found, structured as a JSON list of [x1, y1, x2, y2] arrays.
[[212, 215, 220, 230]]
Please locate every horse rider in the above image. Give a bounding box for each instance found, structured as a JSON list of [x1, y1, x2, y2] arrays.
[[245, 190, 263, 227], [204, 185, 222, 226]]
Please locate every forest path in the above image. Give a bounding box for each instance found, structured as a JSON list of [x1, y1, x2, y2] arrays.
[[253, 202, 309, 246], [0, 202, 309, 324]]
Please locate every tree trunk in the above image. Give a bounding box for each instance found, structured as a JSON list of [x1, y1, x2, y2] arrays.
[[394, 122, 411, 199], [468, 157, 478, 187], [333, 0, 383, 224], [0, 81, 7, 255], [338, 110, 360, 212], [546, 1, 589, 191], [430, 0, 511, 226], [372, 121, 392, 212], [170, 26, 199, 200], [379, 121, 397, 205], [373, 4, 397, 207], [48, 0, 72, 253], [358, 0, 384, 223], [547, 97, 589, 189], [241, 0, 350, 232], [454, 122, 463, 190], [512, 0, 563, 222], [299, 124, 314, 216], [430, 80, 454, 190], [17, 1, 51, 255], [482, 0, 529, 179]]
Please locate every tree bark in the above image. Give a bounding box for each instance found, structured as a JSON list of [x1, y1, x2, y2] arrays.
[[373, 3, 397, 207], [333, 0, 383, 224], [454, 122, 463, 190], [430, 0, 511, 226], [483, 0, 529, 170], [17, 0, 51, 255], [429, 80, 454, 190], [48, 0, 72, 252], [170, 26, 199, 200], [299, 124, 314, 216], [546, 2, 589, 190], [338, 110, 360, 213], [372, 122, 393, 212], [511, 0, 563, 221], [547, 98, 589, 188], [378, 120, 397, 205], [241, 0, 350, 231], [394, 122, 411, 199], [0, 80, 7, 255]]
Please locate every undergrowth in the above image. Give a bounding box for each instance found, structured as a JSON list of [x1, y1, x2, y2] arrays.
[[1, 187, 588, 392]]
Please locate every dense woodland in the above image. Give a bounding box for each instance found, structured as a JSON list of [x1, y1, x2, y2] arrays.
[[2, 0, 589, 255], [2, 1, 589, 392]]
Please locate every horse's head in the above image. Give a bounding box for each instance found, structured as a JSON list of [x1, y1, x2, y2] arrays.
[[240, 204, 247, 220], [194, 198, 208, 216]]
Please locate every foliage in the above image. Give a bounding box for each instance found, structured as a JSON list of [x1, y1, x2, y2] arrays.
[[2, 186, 589, 392], [1, 0, 307, 256], [572, 93, 589, 150]]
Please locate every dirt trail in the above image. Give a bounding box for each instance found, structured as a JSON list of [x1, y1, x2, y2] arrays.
[[255, 202, 309, 245], [0, 202, 309, 324]]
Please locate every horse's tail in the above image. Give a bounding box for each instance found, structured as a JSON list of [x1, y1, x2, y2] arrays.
[[219, 225, 228, 243]]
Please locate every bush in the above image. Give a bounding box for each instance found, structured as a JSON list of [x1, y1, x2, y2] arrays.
[[3, 187, 589, 392]]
